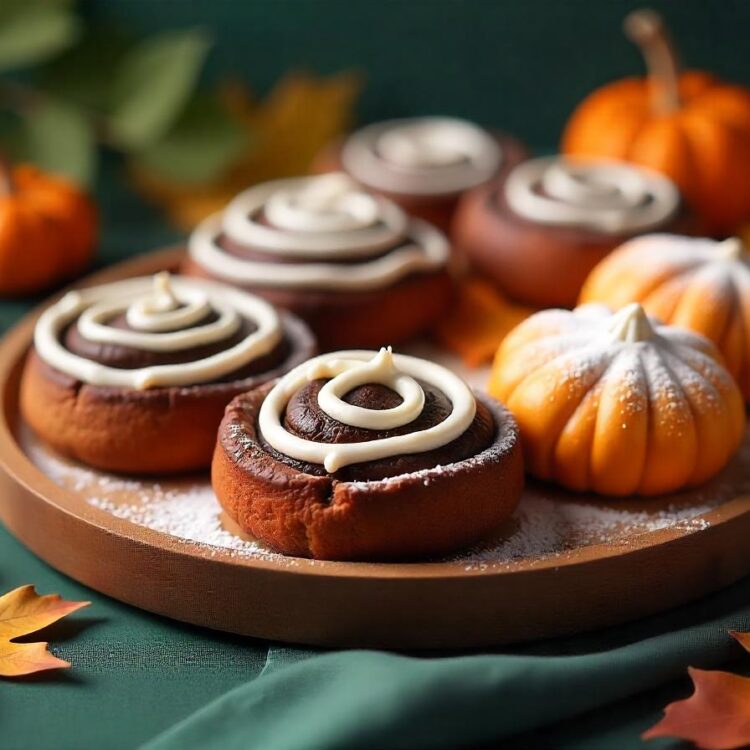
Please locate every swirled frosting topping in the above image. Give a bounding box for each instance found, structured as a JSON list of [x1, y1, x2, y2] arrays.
[[341, 117, 502, 195], [259, 348, 477, 472], [188, 173, 449, 291], [504, 157, 680, 233], [35, 273, 283, 389]]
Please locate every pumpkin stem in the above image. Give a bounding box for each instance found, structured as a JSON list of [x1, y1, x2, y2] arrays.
[[608, 303, 655, 343], [717, 237, 746, 260], [0, 155, 14, 195], [624, 9, 681, 113]]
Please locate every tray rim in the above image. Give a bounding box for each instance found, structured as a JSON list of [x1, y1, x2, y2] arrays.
[[1, 247, 750, 648]]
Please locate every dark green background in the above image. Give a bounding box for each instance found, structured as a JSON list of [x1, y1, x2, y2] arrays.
[[93, 0, 750, 152], [4, 2, 750, 749]]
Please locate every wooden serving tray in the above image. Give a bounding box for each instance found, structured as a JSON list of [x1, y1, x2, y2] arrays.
[[1, 249, 750, 649]]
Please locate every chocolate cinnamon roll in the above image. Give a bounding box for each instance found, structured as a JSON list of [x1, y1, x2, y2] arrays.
[[453, 156, 691, 308], [20, 273, 315, 473], [313, 117, 528, 231], [213, 348, 524, 560], [184, 173, 453, 349]]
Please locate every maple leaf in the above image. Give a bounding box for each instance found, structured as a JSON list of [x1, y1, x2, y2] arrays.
[[433, 277, 535, 367], [643, 631, 750, 750], [0, 585, 89, 678], [131, 70, 361, 230]]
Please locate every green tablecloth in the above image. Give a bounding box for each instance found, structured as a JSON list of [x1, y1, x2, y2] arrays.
[[2, 166, 750, 750]]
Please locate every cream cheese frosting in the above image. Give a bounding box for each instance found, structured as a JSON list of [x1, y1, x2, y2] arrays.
[[34, 273, 282, 389], [188, 173, 450, 291], [258, 347, 477, 472], [340, 117, 502, 195], [504, 157, 680, 233]]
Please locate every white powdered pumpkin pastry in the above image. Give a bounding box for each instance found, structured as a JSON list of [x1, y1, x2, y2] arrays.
[[489, 303, 745, 496], [453, 156, 689, 308], [184, 173, 453, 349], [213, 347, 524, 560], [581, 235, 750, 401], [20, 273, 315, 473], [312, 117, 528, 231]]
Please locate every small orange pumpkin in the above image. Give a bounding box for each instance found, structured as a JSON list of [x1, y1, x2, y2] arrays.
[[489, 303, 745, 496], [0, 162, 97, 295], [580, 233, 750, 400], [562, 10, 750, 234]]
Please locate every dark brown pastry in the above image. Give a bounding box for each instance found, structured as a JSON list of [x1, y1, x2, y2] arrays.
[[312, 117, 528, 232], [213, 348, 524, 561], [20, 273, 315, 474], [183, 172, 453, 350]]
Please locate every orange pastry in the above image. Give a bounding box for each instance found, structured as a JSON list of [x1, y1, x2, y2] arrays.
[[489, 303, 745, 496], [581, 234, 750, 401]]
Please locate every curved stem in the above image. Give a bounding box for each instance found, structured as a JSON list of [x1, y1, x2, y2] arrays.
[[624, 9, 681, 113]]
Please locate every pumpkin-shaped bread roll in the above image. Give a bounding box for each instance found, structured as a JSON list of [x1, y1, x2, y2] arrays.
[[580, 234, 750, 401], [489, 303, 745, 496]]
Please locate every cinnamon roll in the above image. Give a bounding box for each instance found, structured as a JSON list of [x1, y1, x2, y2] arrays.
[[213, 347, 524, 560], [20, 273, 315, 473], [184, 173, 453, 349], [313, 117, 528, 231], [453, 156, 689, 308]]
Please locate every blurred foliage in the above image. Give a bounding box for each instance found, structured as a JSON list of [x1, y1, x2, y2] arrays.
[[0, 0, 361, 227], [0, 0, 245, 189], [132, 72, 361, 229]]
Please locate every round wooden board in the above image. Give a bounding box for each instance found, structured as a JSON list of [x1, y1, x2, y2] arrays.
[[1, 249, 750, 650]]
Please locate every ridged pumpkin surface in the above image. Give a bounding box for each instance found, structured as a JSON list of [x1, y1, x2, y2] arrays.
[[489, 303, 745, 496], [581, 234, 750, 401]]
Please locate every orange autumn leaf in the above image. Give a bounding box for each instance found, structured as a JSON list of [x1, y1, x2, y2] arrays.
[[643, 663, 750, 749], [731, 630, 750, 654], [0, 585, 89, 677], [433, 277, 535, 367], [132, 71, 361, 230]]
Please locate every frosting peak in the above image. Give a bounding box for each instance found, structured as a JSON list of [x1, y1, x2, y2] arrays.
[[188, 174, 450, 291], [259, 349, 476, 472], [35, 275, 282, 389]]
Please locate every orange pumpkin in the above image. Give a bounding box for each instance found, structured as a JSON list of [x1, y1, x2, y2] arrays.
[[489, 303, 745, 496], [580, 233, 750, 400], [0, 162, 97, 295], [562, 10, 750, 234]]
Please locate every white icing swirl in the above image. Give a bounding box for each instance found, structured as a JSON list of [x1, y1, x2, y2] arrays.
[[341, 117, 502, 195], [258, 347, 477, 472], [34, 273, 282, 390], [188, 173, 449, 290], [504, 157, 679, 233]]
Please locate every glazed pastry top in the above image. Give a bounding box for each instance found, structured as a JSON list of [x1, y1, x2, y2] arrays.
[[34, 273, 284, 389], [340, 117, 502, 195], [188, 173, 450, 291], [258, 348, 478, 472], [504, 156, 680, 233]]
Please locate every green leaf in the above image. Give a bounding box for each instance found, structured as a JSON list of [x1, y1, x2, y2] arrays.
[[108, 28, 212, 150], [0, 0, 81, 72], [37, 26, 133, 113], [132, 94, 247, 184], [14, 99, 96, 185]]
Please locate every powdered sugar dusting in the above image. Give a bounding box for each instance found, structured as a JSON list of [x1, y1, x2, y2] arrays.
[[20, 419, 741, 569]]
